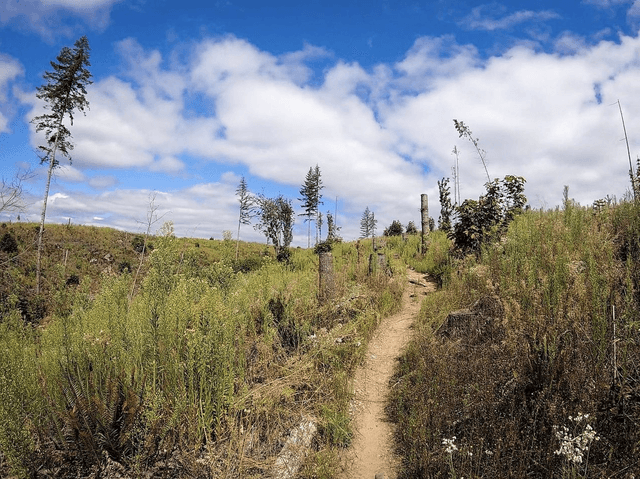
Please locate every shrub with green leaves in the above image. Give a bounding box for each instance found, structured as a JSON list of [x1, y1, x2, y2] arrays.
[[383, 220, 404, 237]]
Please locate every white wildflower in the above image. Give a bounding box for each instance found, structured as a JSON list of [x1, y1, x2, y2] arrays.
[[554, 416, 600, 465], [442, 436, 458, 454]]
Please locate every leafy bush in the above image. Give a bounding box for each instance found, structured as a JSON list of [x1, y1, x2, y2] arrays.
[[314, 239, 334, 254], [445, 176, 527, 255], [0, 232, 18, 254], [231, 255, 265, 273], [131, 235, 153, 254], [383, 220, 403, 237]]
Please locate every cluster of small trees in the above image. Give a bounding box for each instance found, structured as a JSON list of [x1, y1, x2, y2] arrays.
[[434, 120, 528, 255], [234, 164, 343, 260], [438, 174, 527, 254], [359, 208, 421, 240]]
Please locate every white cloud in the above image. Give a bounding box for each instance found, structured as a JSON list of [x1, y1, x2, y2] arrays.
[[0, 53, 23, 133], [583, 0, 630, 8], [54, 164, 86, 182], [629, 0, 640, 18], [17, 32, 640, 243], [88, 175, 118, 189], [383, 34, 640, 211], [460, 4, 561, 31], [0, 0, 124, 39], [554, 32, 588, 54]]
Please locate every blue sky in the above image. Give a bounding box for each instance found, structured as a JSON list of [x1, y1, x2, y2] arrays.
[[2, 0, 640, 244]]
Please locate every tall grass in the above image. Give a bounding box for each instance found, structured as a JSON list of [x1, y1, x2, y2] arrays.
[[0, 229, 405, 477], [389, 201, 640, 477]]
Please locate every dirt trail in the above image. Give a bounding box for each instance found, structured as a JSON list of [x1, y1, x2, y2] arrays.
[[340, 268, 436, 479]]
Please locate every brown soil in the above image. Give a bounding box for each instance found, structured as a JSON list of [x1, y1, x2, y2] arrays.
[[340, 268, 436, 479]]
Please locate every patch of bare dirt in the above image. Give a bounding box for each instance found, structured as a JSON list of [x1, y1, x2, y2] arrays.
[[340, 268, 436, 479]]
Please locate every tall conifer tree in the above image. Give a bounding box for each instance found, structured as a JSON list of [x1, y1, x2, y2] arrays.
[[299, 164, 324, 248], [235, 176, 254, 260], [32, 36, 92, 293]]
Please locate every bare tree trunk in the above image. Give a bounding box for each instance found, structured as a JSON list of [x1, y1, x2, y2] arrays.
[[319, 252, 335, 303], [35, 119, 64, 294], [236, 217, 241, 261], [421, 194, 429, 254]]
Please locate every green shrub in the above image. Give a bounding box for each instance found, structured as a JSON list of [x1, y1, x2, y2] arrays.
[[131, 235, 153, 254], [383, 220, 403, 237], [0, 232, 18, 254]]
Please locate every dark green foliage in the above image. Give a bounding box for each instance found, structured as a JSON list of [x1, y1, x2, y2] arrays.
[[255, 194, 295, 259], [51, 364, 144, 468], [314, 239, 334, 254], [276, 247, 291, 263], [231, 256, 265, 273], [32, 37, 92, 293], [437, 178, 454, 234], [131, 235, 153, 254], [131, 235, 143, 253], [235, 176, 254, 260], [383, 220, 403, 237], [65, 274, 80, 287], [406, 221, 418, 235], [503, 175, 527, 223], [17, 294, 46, 324], [450, 198, 481, 254], [326, 211, 342, 242], [118, 260, 132, 274], [450, 176, 527, 255], [0, 231, 18, 254], [360, 207, 376, 239], [32, 36, 92, 167], [299, 165, 324, 247]]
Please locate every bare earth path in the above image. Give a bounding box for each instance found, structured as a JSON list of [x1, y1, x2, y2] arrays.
[[340, 268, 436, 479]]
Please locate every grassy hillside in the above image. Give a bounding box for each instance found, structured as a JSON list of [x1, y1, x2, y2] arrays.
[[389, 201, 640, 477], [0, 221, 405, 478]]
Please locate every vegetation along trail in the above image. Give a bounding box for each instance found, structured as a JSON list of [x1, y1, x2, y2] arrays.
[[341, 268, 436, 479]]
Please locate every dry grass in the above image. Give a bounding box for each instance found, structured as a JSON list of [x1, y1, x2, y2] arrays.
[[389, 203, 640, 478]]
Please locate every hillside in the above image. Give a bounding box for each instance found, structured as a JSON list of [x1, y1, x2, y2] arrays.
[[3, 200, 640, 478], [389, 202, 640, 477], [0, 220, 406, 478]]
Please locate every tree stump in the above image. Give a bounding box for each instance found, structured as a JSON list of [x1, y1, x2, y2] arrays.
[[319, 252, 335, 303], [421, 193, 429, 254], [368, 252, 388, 275]]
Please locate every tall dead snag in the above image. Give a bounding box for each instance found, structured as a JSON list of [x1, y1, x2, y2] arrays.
[[32, 36, 92, 293], [421, 193, 429, 254]]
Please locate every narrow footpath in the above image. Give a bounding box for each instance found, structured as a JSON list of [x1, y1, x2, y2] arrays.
[[340, 268, 436, 479]]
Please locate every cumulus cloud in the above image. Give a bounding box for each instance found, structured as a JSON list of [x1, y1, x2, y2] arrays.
[[16, 32, 640, 243], [0, 0, 124, 39], [383, 34, 640, 209]]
